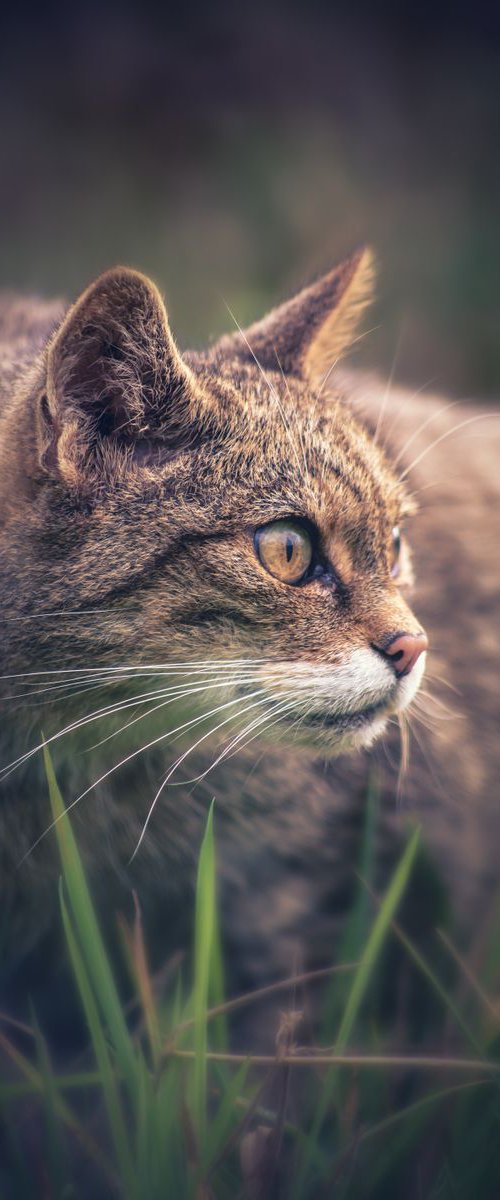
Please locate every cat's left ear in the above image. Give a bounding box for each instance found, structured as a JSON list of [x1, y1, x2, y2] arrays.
[[221, 246, 375, 389], [40, 267, 201, 486]]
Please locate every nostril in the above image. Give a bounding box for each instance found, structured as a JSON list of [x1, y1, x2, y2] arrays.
[[376, 631, 428, 678]]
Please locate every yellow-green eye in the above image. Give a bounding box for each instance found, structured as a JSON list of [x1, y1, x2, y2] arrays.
[[254, 520, 313, 584]]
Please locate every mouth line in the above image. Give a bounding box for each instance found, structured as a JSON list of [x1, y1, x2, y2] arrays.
[[235, 680, 399, 733], [286, 697, 391, 732]]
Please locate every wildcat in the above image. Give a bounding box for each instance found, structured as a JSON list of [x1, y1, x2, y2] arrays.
[[0, 248, 499, 1028]]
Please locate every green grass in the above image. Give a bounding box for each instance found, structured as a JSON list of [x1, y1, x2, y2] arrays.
[[2, 754, 500, 1198]]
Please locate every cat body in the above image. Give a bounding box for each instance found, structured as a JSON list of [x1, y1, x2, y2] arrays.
[[0, 252, 499, 1024]]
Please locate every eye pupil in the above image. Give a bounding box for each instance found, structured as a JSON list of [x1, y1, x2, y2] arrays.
[[286, 537, 294, 563]]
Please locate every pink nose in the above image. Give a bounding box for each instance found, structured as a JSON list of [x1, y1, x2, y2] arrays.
[[380, 631, 428, 678]]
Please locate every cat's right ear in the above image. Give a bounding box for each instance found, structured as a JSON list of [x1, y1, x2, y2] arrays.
[[37, 267, 202, 488], [217, 246, 375, 390]]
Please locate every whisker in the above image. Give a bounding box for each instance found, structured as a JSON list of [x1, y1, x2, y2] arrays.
[[3, 608, 139, 622], [173, 694, 297, 786], [407, 706, 442, 735], [413, 689, 462, 719], [128, 690, 278, 860], [273, 346, 310, 485], [398, 412, 500, 482], [403, 711, 452, 804], [411, 703, 441, 739], [393, 400, 462, 468], [424, 670, 462, 697], [376, 374, 443, 454], [200, 700, 299, 782], [83, 675, 269, 752], [2, 670, 267, 781], [2, 684, 187, 780], [18, 688, 270, 865], [0, 657, 268, 683], [373, 328, 403, 446], [223, 301, 308, 486], [316, 323, 381, 402], [407, 475, 465, 502], [217, 701, 298, 767], [396, 712, 410, 802], [2, 671, 144, 705]]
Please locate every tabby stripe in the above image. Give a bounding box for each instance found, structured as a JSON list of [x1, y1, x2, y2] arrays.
[[84, 529, 233, 607]]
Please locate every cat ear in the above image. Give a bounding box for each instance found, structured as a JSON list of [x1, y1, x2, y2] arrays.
[[224, 247, 375, 389], [39, 267, 199, 485]]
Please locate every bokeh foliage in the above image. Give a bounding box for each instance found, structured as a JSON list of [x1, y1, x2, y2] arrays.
[[1, 0, 499, 395]]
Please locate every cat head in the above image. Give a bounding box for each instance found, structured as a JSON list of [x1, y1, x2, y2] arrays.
[[7, 248, 427, 755]]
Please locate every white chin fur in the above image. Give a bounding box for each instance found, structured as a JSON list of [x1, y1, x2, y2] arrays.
[[255, 647, 427, 754], [320, 710, 390, 756]]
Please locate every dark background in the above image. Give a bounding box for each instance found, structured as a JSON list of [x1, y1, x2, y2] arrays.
[[1, 1, 499, 397]]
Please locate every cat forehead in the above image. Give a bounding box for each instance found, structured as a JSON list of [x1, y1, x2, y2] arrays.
[[183, 357, 406, 533], [202, 358, 395, 470]]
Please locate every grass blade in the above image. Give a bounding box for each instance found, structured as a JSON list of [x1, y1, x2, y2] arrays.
[[0, 1030, 118, 1189], [44, 743, 138, 1099], [335, 825, 421, 1051], [192, 799, 217, 1148], [118, 894, 161, 1069], [203, 1059, 252, 1174], [293, 824, 421, 1197], [59, 882, 138, 1196], [32, 1010, 71, 1198]]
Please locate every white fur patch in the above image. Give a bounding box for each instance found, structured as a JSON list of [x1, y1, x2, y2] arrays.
[[258, 650, 395, 714], [255, 647, 426, 752]]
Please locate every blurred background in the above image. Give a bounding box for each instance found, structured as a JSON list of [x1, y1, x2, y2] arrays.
[[1, 0, 499, 397]]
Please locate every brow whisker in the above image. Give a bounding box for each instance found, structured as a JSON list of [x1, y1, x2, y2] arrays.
[[373, 328, 403, 446], [398, 412, 500, 482], [272, 345, 310, 486], [393, 400, 462, 468], [223, 301, 308, 487]]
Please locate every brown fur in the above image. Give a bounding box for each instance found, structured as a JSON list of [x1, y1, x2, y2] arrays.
[[0, 253, 499, 1019]]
